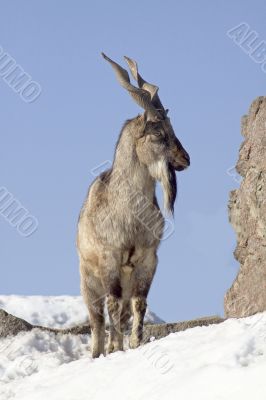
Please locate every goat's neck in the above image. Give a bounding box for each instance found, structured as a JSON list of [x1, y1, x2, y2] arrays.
[[110, 127, 155, 200]]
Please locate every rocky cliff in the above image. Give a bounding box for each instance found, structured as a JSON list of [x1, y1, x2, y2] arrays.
[[225, 97, 266, 317]]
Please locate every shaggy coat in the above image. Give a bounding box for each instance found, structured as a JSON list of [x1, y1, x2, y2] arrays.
[[77, 54, 190, 358]]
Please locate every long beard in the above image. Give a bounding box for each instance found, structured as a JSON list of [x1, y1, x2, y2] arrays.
[[149, 160, 177, 214]]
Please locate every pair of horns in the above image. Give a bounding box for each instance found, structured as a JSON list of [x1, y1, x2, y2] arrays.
[[101, 53, 166, 121]]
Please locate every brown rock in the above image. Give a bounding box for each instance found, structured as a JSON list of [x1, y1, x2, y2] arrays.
[[0, 309, 33, 337], [142, 316, 224, 343], [0, 309, 223, 342], [225, 97, 266, 317]]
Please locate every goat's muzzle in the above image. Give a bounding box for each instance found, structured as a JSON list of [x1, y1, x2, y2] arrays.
[[170, 149, 190, 172]]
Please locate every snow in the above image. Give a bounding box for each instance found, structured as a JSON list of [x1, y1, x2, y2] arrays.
[[0, 295, 164, 328], [0, 298, 266, 400]]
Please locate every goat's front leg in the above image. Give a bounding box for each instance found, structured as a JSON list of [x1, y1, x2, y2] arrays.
[[130, 296, 147, 349], [101, 252, 123, 354], [130, 249, 157, 349]]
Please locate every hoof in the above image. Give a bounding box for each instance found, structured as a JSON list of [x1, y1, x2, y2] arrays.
[[107, 340, 123, 354], [129, 336, 141, 349]]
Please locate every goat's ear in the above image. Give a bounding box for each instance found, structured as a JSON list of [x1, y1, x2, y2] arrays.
[[142, 113, 158, 135], [142, 112, 153, 131], [144, 110, 161, 123]]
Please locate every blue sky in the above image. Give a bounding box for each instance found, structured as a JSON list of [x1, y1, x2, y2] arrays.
[[0, 0, 265, 322]]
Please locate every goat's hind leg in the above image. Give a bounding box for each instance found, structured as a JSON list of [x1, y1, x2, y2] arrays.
[[106, 293, 123, 353], [107, 283, 132, 353], [80, 270, 105, 358]]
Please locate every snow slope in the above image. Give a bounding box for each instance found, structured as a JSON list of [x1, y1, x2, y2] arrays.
[[0, 295, 164, 328], [0, 307, 266, 399]]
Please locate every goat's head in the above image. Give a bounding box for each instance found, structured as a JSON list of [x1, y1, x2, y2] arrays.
[[136, 114, 190, 172], [102, 53, 190, 213]]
